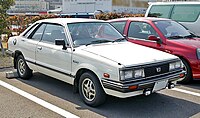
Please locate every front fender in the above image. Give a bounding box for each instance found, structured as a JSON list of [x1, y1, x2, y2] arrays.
[[73, 63, 102, 80]]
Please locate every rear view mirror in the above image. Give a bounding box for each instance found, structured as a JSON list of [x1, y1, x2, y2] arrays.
[[55, 39, 67, 50], [148, 35, 161, 44]]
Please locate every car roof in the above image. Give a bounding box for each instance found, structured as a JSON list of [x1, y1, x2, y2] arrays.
[[149, 2, 200, 5], [36, 18, 105, 26], [108, 17, 171, 22]]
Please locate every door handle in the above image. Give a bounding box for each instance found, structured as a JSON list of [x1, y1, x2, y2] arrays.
[[37, 47, 42, 50]]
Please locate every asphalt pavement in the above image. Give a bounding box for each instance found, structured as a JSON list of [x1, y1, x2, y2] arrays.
[[0, 68, 200, 118]]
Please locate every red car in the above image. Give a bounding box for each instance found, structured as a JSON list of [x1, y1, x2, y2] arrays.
[[109, 17, 200, 83]]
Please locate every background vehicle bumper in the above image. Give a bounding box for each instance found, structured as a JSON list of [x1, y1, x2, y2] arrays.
[[6, 50, 15, 57], [190, 59, 200, 79]]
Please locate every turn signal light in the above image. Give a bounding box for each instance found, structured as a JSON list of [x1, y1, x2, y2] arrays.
[[179, 73, 185, 78], [129, 85, 138, 90], [103, 73, 110, 78]]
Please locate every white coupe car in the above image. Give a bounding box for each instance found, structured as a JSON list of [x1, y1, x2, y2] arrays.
[[7, 18, 185, 106]]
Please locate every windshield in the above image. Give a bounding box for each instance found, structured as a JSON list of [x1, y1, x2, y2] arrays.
[[154, 20, 191, 39], [67, 22, 123, 46]]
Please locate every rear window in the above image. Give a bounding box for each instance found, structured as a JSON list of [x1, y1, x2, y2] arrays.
[[148, 5, 173, 18], [171, 5, 200, 22]]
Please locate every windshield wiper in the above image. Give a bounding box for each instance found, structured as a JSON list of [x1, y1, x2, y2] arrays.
[[112, 37, 127, 43], [167, 35, 184, 39], [171, 34, 200, 39], [86, 40, 112, 46], [185, 34, 200, 38], [183, 34, 194, 38]]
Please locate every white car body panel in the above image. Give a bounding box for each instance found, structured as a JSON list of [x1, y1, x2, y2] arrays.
[[81, 42, 177, 66], [7, 18, 185, 98]]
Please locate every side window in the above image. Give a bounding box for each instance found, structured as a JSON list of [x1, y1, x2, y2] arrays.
[[110, 21, 126, 34], [23, 23, 39, 38], [148, 5, 173, 18], [30, 24, 46, 40], [128, 22, 158, 40], [42, 24, 67, 44], [171, 5, 200, 22]]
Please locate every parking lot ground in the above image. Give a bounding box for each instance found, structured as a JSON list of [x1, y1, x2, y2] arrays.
[[0, 85, 64, 118], [0, 69, 200, 118]]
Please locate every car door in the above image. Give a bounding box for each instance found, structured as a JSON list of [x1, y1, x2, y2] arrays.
[[18, 23, 44, 70], [36, 23, 73, 84], [126, 21, 165, 51]]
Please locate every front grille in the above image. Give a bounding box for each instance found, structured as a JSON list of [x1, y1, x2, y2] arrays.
[[144, 63, 169, 77], [120, 59, 182, 83]]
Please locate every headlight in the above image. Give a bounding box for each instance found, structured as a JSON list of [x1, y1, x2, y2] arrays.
[[197, 48, 200, 59], [134, 69, 145, 78], [120, 70, 133, 81], [169, 61, 182, 71], [120, 68, 145, 81]]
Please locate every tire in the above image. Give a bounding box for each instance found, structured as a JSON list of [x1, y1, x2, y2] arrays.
[[16, 55, 32, 80], [79, 72, 106, 107], [179, 59, 192, 84]]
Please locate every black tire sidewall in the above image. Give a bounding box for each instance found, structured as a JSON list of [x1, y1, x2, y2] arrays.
[[79, 72, 106, 107], [16, 55, 32, 79], [180, 59, 192, 83]]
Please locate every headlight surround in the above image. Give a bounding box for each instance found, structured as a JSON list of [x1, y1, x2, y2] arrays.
[[120, 68, 145, 81], [169, 61, 182, 71], [134, 69, 145, 79], [196, 48, 200, 59], [120, 70, 133, 81]]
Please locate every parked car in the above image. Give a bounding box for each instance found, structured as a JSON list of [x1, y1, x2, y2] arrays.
[[7, 18, 185, 106], [109, 17, 200, 83], [145, 2, 200, 36]]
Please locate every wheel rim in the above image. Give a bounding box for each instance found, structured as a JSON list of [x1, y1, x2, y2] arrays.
[[183, 64, 188, 77], [82, 78, 96, 102], [18, 59, 26, 76]]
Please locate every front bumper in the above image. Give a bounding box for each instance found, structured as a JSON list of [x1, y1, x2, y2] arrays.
[[190, 59, 200, 80], [101, 70, 185, 98]]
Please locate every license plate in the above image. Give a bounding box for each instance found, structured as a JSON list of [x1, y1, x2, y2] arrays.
[[153, 80, 168, 92]]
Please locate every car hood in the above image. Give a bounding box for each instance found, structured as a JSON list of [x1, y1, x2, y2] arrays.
[[82, 42, 178, 66], [173, 38, 200, 48]]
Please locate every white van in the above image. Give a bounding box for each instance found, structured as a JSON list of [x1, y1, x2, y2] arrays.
[[145, 2, 200, 36]]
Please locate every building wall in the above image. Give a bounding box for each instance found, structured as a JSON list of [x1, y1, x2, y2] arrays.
[[9, 0, 49, 13], [62, 0, 112, 13], [46, 0, 62, 10], [112, 0, 156, 13]]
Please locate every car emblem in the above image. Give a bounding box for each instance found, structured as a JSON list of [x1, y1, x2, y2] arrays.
[[156, 67, 161, 72], [13, 39, 17, 45]]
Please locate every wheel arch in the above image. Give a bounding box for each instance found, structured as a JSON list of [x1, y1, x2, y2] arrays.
[[176, 55, 193, 79], [14, 50, 23, 69], [73, 68, 103, 93]]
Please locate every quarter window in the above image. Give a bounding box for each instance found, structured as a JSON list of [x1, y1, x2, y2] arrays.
[[110, 21, 126, 34], [171, 5, 200, 22], [23, 23, 39, 38], [148, 5, 173, 18], [30, 24, 46, 40], [128, 22, 158, 40]]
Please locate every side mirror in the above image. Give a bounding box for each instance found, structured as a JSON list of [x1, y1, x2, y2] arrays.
[[55, 39, 67, 50], [148, 35, 161, 44]]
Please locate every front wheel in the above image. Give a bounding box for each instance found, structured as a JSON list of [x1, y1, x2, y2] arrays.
[[16, 55, 32, 80], [179, 59, 192, 84], [79, 72, 106, 107]]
